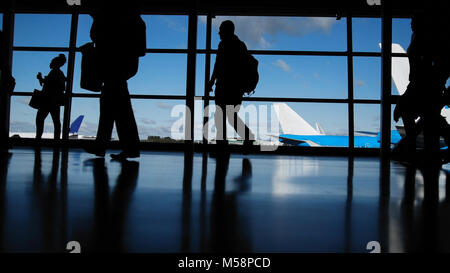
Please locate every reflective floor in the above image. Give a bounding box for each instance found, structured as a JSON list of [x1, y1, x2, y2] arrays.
[[1, 148, 450, 253]]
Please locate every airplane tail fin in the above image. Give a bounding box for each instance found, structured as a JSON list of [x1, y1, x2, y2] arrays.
[[69, 115, 84, 134], [315, 123, 325, 135], [379, 43, 410, 95], [273, 103, 320, 135], [380, 43, 450, 123]]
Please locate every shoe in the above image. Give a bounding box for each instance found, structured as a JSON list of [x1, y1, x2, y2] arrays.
[[84, 146, 106, 157], [110, 151, 140, 160]]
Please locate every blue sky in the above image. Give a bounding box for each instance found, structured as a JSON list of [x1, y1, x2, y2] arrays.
[[6, 13, 419, 143]]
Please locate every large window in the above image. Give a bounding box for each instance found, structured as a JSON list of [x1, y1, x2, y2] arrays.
[[7, 12, 412, 150]]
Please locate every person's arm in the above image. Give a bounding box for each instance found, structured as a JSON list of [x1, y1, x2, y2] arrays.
[[208, 42, 223, 92], [37, 72, 45, 86]]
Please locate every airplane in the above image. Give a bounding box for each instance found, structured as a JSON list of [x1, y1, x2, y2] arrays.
[[273, 43, 450, 148], [274, 102, 402, 148], [9, 115, 95, 139]]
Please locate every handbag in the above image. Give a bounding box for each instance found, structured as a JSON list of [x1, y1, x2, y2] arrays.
[[29, 89, 43, 109], [80, 42, 103, 92]]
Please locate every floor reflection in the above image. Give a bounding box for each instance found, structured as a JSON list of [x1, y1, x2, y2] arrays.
[[0, 148, 450, 252]]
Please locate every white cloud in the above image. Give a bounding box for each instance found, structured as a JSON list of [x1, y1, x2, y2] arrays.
[[17, 97, 31, 106], [139, 118, 156, 125], [355, 79, 366, 87], [211, 16, 336, 48], [161, 17, 187, 33], [79, 121, 99, 136], [157, 102, 171, 109], [273, 59, 291, 72]]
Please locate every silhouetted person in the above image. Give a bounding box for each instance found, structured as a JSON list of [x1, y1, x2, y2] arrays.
[[35, 54, 67, 140], [393, 12, 443, 164], [84, 1, 146, 160], [0, 30, 15, 153], [208, 20, 255, 155]]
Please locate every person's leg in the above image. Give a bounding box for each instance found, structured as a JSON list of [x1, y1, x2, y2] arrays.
[[214, 102, 227, 144], [49, 106, 61, 140], [403, 114, 418, 154], [227, 104, 255, 141], [423, 106, 441, 165], [96, 88, 115, 151], [112, 80, 140, 157], [35, 108, 50, 140]]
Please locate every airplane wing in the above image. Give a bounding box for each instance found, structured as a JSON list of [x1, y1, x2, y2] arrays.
[[355, 131, 378, 136], [278, 135, 321, 147]]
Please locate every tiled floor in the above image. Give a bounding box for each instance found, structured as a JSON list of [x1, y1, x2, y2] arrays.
[[0, 148, 449, 253]]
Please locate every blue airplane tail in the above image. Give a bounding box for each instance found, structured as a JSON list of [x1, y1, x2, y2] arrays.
[[69, 115, 84, 134]]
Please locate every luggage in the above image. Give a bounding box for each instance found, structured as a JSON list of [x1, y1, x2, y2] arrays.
[[80, 42, 103, 92], [29, 89, 43, 109]]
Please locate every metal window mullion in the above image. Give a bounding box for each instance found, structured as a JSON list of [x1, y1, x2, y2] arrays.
[[185, 11, 197, 143], [202, 14, 212, 145], [380, 2, 392, 157], [347, 16, 354, 151], [62, 12, 78, 140], [3, 2, 14, 141]]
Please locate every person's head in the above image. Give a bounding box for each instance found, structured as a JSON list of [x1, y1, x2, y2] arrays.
[[219, 20, 235, 41], [50, 54, 66, 69], [411, 11, 430, 33]]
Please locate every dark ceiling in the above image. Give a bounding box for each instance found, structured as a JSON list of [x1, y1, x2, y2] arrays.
[[0, 0, 448, 18]]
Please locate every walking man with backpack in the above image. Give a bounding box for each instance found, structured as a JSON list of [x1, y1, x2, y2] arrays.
[[207, 20, 256, 155]]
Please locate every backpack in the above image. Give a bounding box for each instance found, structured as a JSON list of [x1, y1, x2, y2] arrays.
[[240, 53, 259, 96]]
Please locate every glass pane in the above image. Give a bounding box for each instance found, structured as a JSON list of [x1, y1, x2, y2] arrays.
[[211, 16, 347, 51], [12, 51, 68, 93], [76, 14, 93, 47], [354, 104, 380, 148], [128, 53, 187, 95], [197, 15, 207, 50], [9, 96, 63, 139], [354, 104, 403, 148], [353, 18, 381, 52], [248, 55, 347, 99], [353, 57, 381, 100], [144, 15, 188, 49], [195, 53, 206, 96], [131, 99, 186, 141], [393, 18, 412, 52], [0, 13, 3, 30], [14, 14, 71, 47], [281, 102, 348, 137], [70, 98, 100, 138], [73, 52, 187, 95]]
